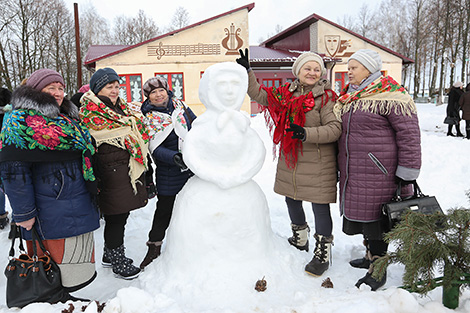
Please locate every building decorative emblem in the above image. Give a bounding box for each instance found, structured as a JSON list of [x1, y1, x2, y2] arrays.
[[221, 23, 243, 55], [324, 35, 353, 57], [148, 42, 221, 59]]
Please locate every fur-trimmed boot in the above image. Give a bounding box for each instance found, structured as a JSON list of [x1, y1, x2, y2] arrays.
[[105, 245, 140, 280], [305, 234, 333, 276], [355, 255, 387, 291], [349, 239, 371, 269], [139, 241, 162, 269], [287, 223, 310, 252]]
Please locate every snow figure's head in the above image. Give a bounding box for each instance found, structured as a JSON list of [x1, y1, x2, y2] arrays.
[[199, 62, 248, 112]]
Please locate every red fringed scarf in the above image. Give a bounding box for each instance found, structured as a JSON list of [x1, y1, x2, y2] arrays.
[[261, 83, 337, 168]]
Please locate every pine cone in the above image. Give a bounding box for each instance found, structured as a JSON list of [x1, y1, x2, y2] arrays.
[[321, 277, 334, 288], [61, 303, 74, 313], [255, 277, 267, 292]]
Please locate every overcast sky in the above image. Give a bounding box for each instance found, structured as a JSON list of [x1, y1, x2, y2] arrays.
[[65, 0, 376, 45]]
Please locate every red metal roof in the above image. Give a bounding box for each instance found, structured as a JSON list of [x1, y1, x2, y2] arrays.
[[249, 46, 299, 62], [84, 3, 255, 66], [84, 45, 129, 66], [260, 13, 414, 64]]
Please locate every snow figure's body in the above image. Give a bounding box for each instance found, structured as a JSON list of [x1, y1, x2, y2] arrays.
[[140, 63, 307, 311]]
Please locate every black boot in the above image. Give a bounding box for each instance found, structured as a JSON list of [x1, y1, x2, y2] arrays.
[[349, 240, 371, 269], [355, 256, 387, 291], [102, 246, 134, 268], [466, 129, 470, 139], [105, 245, 140, 280], [447, 125, 455, 136], [139, 241, 162, 269], [287, 223, 310, 252], [305, 234, 333, 276], [0, 213, 9, 230]]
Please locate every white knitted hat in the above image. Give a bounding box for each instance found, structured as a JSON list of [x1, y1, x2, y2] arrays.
[[292, 52, 326, 77]]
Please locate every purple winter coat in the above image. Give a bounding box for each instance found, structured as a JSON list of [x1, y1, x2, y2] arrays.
[[338, 97, 421, 222]]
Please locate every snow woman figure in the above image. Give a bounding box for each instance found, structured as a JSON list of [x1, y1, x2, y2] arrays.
[[237, 49, 341, 277], [0, 69, 100, 300], [139, 77, 196, 269]]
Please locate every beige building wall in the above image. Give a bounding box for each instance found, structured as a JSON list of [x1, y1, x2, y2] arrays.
[[94, 9, 250, 115], [314, 20, 404, 89]]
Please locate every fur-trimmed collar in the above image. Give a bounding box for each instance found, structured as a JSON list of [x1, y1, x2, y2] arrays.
[[11, 85, 79, 119]]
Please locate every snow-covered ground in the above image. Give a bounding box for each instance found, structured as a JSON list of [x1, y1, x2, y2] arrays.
[[0, 102, 469, 313]]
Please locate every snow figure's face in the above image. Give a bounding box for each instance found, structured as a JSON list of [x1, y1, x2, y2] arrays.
[[199, 62, 248, 112]]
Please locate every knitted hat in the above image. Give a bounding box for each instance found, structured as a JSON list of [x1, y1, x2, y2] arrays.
[[348, 49, 382, 74], [89, 68, 120, 94], [26, 69, 65, 91], [143, 77, 169, 98], [453, 81, 463, 88], [292, 52, 326, 77]]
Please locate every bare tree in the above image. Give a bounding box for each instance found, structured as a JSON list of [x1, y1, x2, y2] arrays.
[[113, 10, 159, 45], [168, 7, 190, 32]]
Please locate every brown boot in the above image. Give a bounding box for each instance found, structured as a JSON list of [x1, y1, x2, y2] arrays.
[[139, 241, 162, 269]]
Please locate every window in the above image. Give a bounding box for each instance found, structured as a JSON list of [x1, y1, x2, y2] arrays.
[[119, 74, 143, 102], [335, 72, 348, 94], [262, 78, 281, 88], [155, 73, 185, 100]]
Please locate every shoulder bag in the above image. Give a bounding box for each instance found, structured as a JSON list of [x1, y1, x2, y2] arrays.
[[4, 226, 69, 308], [382, 180, 444, 231]]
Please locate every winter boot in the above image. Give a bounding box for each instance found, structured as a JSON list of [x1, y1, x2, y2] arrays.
[[105, 245, 140, 280], [305, 234, 333, 276], [139, 241, 162, 269], [287, 223, 310, 252], [0, 213, 9, 230], [355, 255, 387, 291], [466, 129, 470, 140], [349, 239, 371, 269], [447, 125, 455, 136], [102, 246, 134, 268]]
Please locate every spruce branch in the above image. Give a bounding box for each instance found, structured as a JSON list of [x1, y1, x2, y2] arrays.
[[373, 208, 470, 295]]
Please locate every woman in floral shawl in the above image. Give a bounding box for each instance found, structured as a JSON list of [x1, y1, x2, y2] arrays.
[[138, 76, 196, 269], [237, 49, 341, 277], [334, 49, 421, 291], [80, 67, 150, 280], [0, 69, 100, 300]]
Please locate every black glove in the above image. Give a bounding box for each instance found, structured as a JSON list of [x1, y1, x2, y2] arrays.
[[285, 123, 306, 140], [236, 48, 250, 71], [146, 182, 156, 199], [395, 176, 415, 186], [173, 153, 188, 171]]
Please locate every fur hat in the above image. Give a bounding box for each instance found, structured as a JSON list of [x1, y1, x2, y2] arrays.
[[89, 68, 120, 94], [453, 81, 463, 88], [292, 52, 326, 77], [348, 49, 382, 74], [143, 77, 169, 98], [26, 69, 65, 91]]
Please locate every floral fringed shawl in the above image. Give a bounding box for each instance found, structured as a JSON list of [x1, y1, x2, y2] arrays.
[[0, 109, 96, 182], [262, 83, 337, 168], [79, 91, 150, 193], [333, 75, 417, 121]]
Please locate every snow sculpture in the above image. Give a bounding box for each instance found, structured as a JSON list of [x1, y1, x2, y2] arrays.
[[140, 62, 288, 309]]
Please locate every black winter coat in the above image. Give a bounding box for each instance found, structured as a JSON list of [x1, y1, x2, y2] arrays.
[[447, 87, 463, 119]]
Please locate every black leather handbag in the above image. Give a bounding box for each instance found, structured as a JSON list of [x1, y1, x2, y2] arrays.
[[382, 180, 444, 231], [4, 226, 69, 308]]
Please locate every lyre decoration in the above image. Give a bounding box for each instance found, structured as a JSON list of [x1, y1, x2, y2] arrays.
[[222, 23, 243, 55]]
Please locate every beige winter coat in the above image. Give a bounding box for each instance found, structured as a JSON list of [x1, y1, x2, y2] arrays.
[[248, 71, 341, 203]]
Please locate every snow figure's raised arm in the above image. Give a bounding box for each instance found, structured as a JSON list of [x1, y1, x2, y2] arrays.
[[182, 62, 265, 189]]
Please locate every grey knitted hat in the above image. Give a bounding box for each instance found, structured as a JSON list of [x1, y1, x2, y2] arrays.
[[348, 49, 382, 74]]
